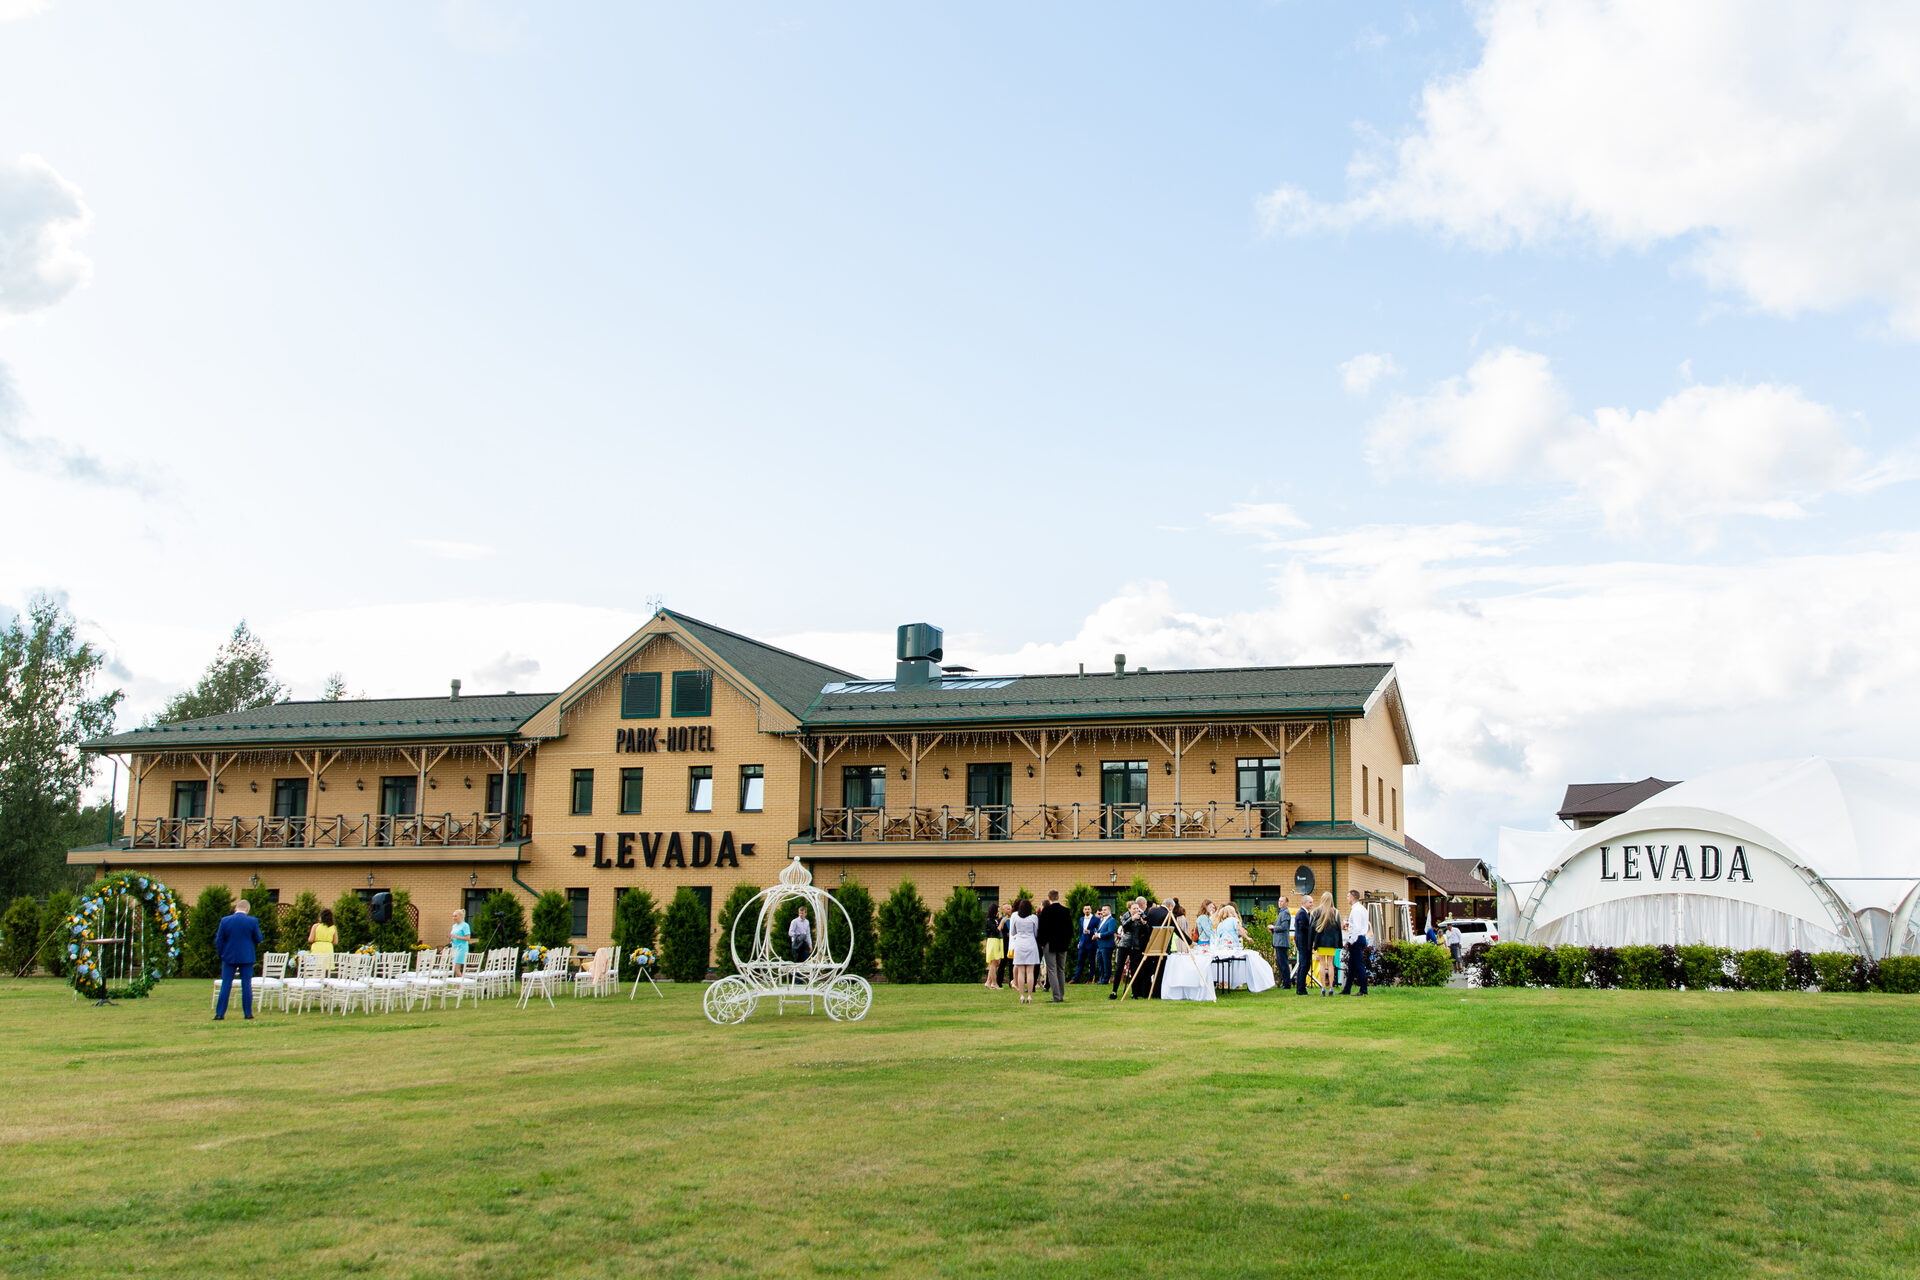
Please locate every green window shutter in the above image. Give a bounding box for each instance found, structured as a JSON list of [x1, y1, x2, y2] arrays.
[[621, 672, 661, 719], [671, 669, 712, 717], [571, 769, 594, 815]]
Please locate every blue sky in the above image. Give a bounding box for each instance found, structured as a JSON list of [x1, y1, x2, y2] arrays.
[[4, 1, 1917, 858]]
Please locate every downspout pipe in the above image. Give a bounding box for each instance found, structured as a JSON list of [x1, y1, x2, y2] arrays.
[[1328, 714, 1337, 904]]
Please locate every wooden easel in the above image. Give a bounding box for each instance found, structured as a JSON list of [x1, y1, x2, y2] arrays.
[[1122, 924, 1178, 1000]]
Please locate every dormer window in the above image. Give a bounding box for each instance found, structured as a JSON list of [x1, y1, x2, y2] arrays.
[[671, 669, 712, 717]]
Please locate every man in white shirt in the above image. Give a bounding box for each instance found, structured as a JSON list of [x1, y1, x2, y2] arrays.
[[1446, 923, 1464, 968], [788, 905, 812, 963], [1340, 889, 1371, 996]]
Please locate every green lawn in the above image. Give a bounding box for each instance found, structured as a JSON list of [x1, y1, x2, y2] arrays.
[[2, 976, 1918, 1279]]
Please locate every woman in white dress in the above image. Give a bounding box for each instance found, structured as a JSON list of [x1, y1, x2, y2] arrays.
[[1005, 897, 1042, 1004]]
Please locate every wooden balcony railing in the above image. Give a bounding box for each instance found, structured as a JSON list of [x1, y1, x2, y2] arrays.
[[130, 813, 532, 851], [814, 801, 1292, 843]]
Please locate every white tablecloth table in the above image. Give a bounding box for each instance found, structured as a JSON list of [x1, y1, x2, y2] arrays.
[[1159, 953, 1216, 1002], [1160, 948, 1276, 1000]]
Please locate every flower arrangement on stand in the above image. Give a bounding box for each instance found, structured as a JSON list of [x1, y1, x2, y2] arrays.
[[67, 872, 184, 1002], [354, 943, 378, 957], [631, 947, 656, 971], [523, 945, 552, 969]]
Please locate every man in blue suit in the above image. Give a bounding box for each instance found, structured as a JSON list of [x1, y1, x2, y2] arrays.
[[213, 898, 264, 1021], [1093, 905, 1118, 984]]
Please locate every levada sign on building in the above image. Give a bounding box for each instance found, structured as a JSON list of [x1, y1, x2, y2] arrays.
[[1518, 827, 1855, 953], [571, 831, 756, 869], [1597, 843, 1753, 882]]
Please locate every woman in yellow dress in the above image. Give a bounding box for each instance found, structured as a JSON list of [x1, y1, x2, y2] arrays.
[[307, 908, 338, 955], [983, 903, 1009, 989]]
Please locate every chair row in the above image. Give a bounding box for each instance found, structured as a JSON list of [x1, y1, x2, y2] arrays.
[[216, 948, 521, 1014]]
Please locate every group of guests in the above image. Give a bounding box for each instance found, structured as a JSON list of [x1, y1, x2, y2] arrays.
[[1266, 889, 1374, 996], [982, 892, 1079, 1003], [981, 894, 1262, 1001]]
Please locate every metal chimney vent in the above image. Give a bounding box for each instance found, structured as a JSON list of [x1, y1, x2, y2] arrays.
[[1113, 653, 1126, 678], [896, 623, 945, 689], [450, 679, 462, 701]]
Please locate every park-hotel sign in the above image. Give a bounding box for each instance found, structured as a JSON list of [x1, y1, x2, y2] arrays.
[[1596, 844, 1753, 883], [614, 726, 715, 753], [572, 831, 755, 870]]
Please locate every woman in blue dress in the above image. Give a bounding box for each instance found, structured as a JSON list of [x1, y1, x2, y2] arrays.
[[450, 909, 472, 965]]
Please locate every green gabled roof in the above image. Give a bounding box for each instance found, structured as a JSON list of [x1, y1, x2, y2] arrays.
[[663, 609, 862, 719], [799, 663, 1396, 730], [81, 692, 558, 753]]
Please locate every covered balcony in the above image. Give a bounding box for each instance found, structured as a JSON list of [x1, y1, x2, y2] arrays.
[[130, 811, 532, 852], [814, 800, 1294, 843]]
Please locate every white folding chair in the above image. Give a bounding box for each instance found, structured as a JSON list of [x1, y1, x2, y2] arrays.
[[323, 952, 371, 1014], [366, 952, 408, 1012], [518, 948, 570, 1008], [286, 952, 328, 1012], [573, 947, 614, 998]]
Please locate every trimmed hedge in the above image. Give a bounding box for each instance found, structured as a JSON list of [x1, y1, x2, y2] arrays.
[[658, 886, 711, 983], [876, 881, 931, 983], [1, 896, 42, 977], [529, 890, 572, 949], [829, 883, 879, 979], [1465, 940, 1920, 993], [1734, 949, 1787, 992]]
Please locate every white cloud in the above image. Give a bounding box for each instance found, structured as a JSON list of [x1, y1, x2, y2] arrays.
[[0, 154, 92, 316], [1366, 346, 1882, 537], [0, 0, 50, 22], [964, 535, 1920, 858], [1206, 502, 1309, 543], [1338, 352, 1401, 396], [410, 539, 495, 561], [1262, 0, 1920, 335], [1367, 347, 1566, 482]]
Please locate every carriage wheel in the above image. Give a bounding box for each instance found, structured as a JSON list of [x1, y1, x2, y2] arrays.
[[822, 976, 872, 1022], [703, 976, 756, 1025]]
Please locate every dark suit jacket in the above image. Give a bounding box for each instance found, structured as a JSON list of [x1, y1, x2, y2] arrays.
[[1036, 902, 1073, 953], [1144, 904, 1169, 929], [215, 913, 263, 966], [1292, 908, 1316, 955]]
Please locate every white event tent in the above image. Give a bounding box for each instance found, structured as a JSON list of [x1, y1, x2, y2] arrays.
[[1495, 758, 1920, 958]]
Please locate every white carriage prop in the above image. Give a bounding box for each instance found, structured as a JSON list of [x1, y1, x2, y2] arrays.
[[703, 857, 872, 1025]]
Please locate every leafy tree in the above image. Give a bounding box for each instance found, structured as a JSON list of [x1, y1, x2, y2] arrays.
[[1, 895, 42, 976], [530, 890, 572, 948], [0, 595, 122, 901], [828, 882, 878, 978], [473, 889, 527, 952], [1122, 874, 1156, 905], [152, 620, 286, 724], [371, 888, 418, 952], [711, 882, 760, 978], [876, 880, 931, 984], [180, 884, 234, 979], [927, 885, 987, 984], [38, 888, 76, 976], [611, 888, 658, 961], [282, 890, 322, 952], [330, 890, 372, 952], [319, 672, 360, 702], [658, 886, 711, 983]]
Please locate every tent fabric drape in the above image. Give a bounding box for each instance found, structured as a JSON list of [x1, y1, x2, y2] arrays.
[[1533, 893, 1850, 954]]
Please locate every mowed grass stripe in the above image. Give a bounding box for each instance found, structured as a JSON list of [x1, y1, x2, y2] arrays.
[[3, 980, 1918, 1278]]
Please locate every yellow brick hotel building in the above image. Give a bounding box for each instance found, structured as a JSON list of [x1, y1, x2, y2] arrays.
[[74, 610, 1423, 955]]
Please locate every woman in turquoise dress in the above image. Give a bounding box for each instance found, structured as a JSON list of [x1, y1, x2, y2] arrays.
[[450, 910, 472, 965]]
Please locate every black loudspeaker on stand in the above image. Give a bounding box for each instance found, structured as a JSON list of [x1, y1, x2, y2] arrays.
[[370, 891, 393, 925]]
